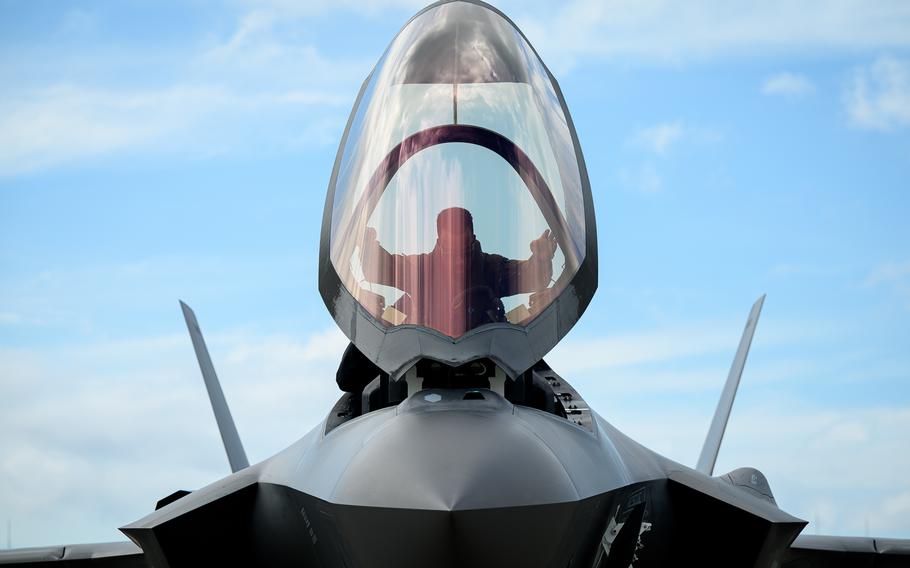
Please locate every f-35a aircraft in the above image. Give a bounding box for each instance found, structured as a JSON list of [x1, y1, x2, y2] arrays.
[[2, 1, 908, 566]]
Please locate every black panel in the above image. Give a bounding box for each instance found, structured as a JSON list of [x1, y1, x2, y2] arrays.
[[336, 342, 386, 393], [154, 490, 191, 511], [125, 484, 258, 568]]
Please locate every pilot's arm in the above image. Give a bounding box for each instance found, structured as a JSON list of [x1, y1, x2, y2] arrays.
[[360, 227, 420, 288], [493, 229, 557, 295]]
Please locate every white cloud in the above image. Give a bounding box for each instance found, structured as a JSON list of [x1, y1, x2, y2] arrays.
[[580, 395, 910, 539], [0, 312, 22, 324], [768, 263, 846, 279], [762, 72, 815, 97], [845, 55, 910, 130], [548, 323, 734, 375], [863, 260, 910, 310], [619, 122, 680, 194], [214, 9, 277, 57], [864, 260, 910, 288], [0, 325, 347, 547], [549, 314, 838, 391], [510, 0, 910, 71], [235, 0, 910, 71], [2, 305, 908, 547], [631, 121, 684, 154], [617, 163, 663, 194], [7, 1, 908, 175], [195, 11, 368, 84], [881, 490, 910, 521], [621, 121, 723, 194], [719, 405, 910, 535], [0, 1, 373, 177], [60, 8, 100, 36], [223, 327, 348, 367], [548, 307, 909, 539], [0, 85, 221, 175], [235, 0, 426, 19], [0, 80, 354, 176]]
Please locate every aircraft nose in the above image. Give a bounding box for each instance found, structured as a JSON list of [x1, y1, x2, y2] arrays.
[[314, 389, 595, 567], [331, 389, 580, 511]]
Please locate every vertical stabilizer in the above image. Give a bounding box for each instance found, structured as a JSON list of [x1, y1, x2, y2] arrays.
[[180, 301, 249, 473], [696, 295, 765, 475]]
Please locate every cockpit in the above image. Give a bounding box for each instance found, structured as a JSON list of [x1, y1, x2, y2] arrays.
[[320, 0, 597, 379], [326, 1, 587, 339]]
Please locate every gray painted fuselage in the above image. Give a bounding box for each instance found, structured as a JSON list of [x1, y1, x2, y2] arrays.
[[122, 384, 802, 568]]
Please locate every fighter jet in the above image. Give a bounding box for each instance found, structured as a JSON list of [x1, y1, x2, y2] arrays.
[[2, 1, 907, 566]]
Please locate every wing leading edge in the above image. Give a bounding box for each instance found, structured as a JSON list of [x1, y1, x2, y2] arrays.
[[0, 541, 147, 567], [783, 534, 910, 566]]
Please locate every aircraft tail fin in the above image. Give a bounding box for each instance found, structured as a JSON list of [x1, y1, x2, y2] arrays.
[[696, 294, 766, 475], [180, 301, 250, 473]]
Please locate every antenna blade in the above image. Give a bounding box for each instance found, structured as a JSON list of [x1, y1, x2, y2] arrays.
[[180, 301, 249, 473], [696, 294, 766, 476]]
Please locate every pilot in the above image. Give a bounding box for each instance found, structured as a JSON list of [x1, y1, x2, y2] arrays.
[[361, 207, 557, 336]]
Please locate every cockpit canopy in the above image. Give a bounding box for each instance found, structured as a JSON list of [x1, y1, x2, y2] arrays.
[[320, 0, 597, 377]]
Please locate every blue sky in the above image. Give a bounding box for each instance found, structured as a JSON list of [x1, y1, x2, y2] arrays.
[[1, 0, 909, 548]]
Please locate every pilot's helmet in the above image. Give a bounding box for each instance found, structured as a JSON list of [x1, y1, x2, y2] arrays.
[[319, 0, 597, 377], [435, 207, 474, 249]]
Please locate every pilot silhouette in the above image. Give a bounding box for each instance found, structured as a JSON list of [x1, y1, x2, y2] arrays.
[[361, 207, 557, 337]]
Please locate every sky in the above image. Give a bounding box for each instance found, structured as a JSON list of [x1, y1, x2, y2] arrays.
[[1, 0, 909, 549]]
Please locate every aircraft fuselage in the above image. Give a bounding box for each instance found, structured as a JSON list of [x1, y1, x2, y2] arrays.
[[122, 368, 804, 568]]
